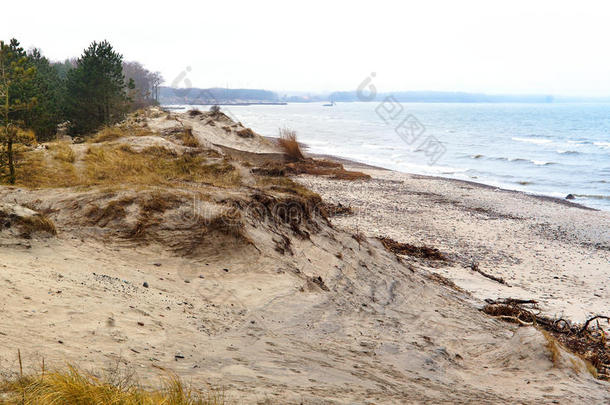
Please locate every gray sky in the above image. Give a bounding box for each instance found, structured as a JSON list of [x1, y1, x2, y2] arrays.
[[5, 0, 610, 96]]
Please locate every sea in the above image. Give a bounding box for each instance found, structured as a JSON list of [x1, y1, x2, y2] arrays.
[[166, 102, 610, 211]]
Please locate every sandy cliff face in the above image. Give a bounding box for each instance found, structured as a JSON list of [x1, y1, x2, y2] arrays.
[[0, 108, 608, 404]]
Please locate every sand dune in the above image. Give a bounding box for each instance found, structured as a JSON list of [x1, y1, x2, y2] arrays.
[[1, 108, 608, 404]]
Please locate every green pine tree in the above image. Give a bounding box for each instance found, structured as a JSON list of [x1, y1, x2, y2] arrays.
[[0, 39, 37, 184], [65, 40, 127, 134], [25, 48, 66, 141]]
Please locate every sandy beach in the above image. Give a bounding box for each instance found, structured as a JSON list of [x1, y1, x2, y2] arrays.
[[1, 108, 609, 403], [298, 164, 610, 322]]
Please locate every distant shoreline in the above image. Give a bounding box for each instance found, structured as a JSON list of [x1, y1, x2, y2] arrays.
[[164, 102, 287, 109]]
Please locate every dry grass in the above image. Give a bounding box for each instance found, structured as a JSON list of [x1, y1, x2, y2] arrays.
[[0, 365, 224, 404], [256, 176, 321, 201], [84, 145, 240, 188], [90, 126, 125, 143], [187, 109, 203, 117], [88, 125, 157, 143], [11, 144, 240, 190], [139, 192, 184, 215], [15, 214, 57, 237], [13, 149, 80, 188], [166, 208, 255, 255], [50, 142, 76, 163], [378, 236, 448, 261], [277, 128, 304, 161], [253, 159, 370, 181], [85, 197, 135, 227], [181, 128, 200, 147], [425, 272, 469, 295], [236, 128, 254, 138], [542, 330, 562, 367], [124, 192, 186, 241]]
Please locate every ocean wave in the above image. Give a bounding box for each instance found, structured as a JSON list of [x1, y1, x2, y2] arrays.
[[556, 150, 580, 155], [574, 194, 610, 200], [491, 156, 558, 166], [512, 137, 553, 145], [593, 141, 610, 149]]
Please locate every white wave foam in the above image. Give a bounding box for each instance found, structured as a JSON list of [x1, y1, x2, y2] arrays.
[[512, 137, 553, 145], [593, 141, 610, 149]]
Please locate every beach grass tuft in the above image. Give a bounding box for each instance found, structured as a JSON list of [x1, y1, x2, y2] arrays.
[[277, 128, 305, 161], [17, 214, 58, 237], [0, 364, 225, 404], [181, 127, 200, 147], [90, 126, 125, 143]]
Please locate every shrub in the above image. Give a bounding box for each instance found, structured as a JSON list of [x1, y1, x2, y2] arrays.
[[187, 108, 203, 117]]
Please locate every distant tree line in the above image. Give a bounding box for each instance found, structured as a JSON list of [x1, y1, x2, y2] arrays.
[[159, 87, 278, 105], [0, 38, 163, 183], [328, 90, 554, 103]]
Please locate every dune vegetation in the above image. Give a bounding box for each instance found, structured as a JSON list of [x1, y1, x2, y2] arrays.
[[0, 364, 224, 405]]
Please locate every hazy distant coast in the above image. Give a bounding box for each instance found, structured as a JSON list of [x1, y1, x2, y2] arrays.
[[160, 86, 610, 105]]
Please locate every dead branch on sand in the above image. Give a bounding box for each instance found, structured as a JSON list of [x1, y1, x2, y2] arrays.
[[483, 298, 610, 379], [470, 261, 510, 286]]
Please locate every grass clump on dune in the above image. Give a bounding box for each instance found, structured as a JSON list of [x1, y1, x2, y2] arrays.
[[181, 127, 200, 147], [256, 176, 321, 201], [90, 126, 125, 143], [17, 214, 57, 237], [277, 128, 304, 161], [50, 142, 76, 163], [0, 365, 224, 404]]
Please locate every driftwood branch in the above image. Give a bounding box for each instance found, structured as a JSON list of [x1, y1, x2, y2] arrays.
[[470, 262, 510, 286]]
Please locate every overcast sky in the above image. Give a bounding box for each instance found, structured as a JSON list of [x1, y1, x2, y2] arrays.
[[5, 0, 610, 96]]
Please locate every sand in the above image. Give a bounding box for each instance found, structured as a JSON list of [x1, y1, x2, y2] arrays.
[[297, 167, 610, 322], [0, 108, 609, 404]]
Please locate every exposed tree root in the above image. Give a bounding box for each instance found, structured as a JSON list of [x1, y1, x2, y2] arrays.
[[483, 298, 610, 379]]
